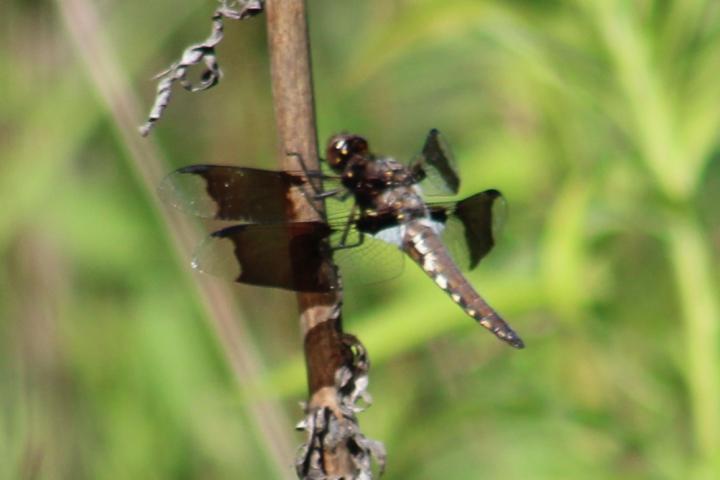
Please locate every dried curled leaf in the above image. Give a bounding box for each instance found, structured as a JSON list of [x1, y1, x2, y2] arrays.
[[139, 0, 263, 136], [296, 335, 386, 479]]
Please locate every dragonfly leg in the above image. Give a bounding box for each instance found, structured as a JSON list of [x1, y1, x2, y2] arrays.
[[286, 151, 343, 219], [315, 189, 341, 200], [332, 233, 364, 251], [319, 189, 353, 205], [333, 206, 364, 250], [286, 151, 325, 195]]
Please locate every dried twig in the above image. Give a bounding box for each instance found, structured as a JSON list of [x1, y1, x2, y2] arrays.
[[139, 0, 263, 136], [295, 329, 386, 479]]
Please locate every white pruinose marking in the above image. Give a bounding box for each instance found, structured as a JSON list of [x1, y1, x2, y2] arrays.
[[451, 292, 462, 303], [422, 252, 439, 273], [371, 201, 445, 247], [434, 274, 448, 290], [412, 233, 431, 255], [418, 218, 446, 236], [372, 224, 406, 248]]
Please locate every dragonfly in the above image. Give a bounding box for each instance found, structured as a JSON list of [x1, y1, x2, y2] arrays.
[[159, 129, 524, 348]]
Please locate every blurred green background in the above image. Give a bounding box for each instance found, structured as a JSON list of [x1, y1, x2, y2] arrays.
[[2, 0, 720, 478]]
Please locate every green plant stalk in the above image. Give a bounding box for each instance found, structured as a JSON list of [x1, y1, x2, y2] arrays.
[[588, 1, 720, 471], [56, 1, 297, 477], [666, 212, 720, 468]]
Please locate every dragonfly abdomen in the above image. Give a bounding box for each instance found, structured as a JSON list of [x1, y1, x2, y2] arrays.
[[402, 221, 524, 349]]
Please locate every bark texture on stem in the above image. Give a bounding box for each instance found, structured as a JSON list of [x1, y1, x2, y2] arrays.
[[265, 0, 345, 411], [265, 1, 385, 478]]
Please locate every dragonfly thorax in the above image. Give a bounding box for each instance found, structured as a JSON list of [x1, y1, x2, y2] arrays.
[[354, 184, 430, 239], [342, 155, 421, 208]]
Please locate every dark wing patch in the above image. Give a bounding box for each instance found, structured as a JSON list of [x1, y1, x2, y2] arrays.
[[192, 221, 336, 292], [430, 189, 506, 270], [159, 165, 340, 222], [410, 128, 460, 196]]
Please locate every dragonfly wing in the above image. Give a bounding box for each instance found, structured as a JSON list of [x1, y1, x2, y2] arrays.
[[328, 221, 405, 287], [159, 164, 342, 222], [192, 221, 337, 292], [410, 129, 460, 196], [430, 189, 507, 271]]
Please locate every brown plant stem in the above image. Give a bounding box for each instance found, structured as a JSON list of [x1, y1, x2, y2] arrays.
[[265, 0, 346, 392], [265, 1, 359, 477]]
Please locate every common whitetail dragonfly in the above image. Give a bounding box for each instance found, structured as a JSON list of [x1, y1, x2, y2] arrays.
[[160, 129, 524, 348]]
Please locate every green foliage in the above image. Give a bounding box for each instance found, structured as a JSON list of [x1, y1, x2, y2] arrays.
[[1, 0, 719, 478]]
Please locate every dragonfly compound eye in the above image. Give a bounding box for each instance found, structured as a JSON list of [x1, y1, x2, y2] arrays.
[[326, 134, 369, 171]]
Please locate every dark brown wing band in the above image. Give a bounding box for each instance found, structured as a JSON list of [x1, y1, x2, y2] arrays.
[[453, 189, 502, 269], [209, 221, 336, 292], [176, 165, 306, 221], [416, 128, 460, 195]]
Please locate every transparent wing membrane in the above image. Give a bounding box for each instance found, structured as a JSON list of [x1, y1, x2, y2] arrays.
[[330, 228, 405, 287]]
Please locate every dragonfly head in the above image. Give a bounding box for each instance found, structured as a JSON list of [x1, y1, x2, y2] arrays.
[[326, 133, 369, 172]]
